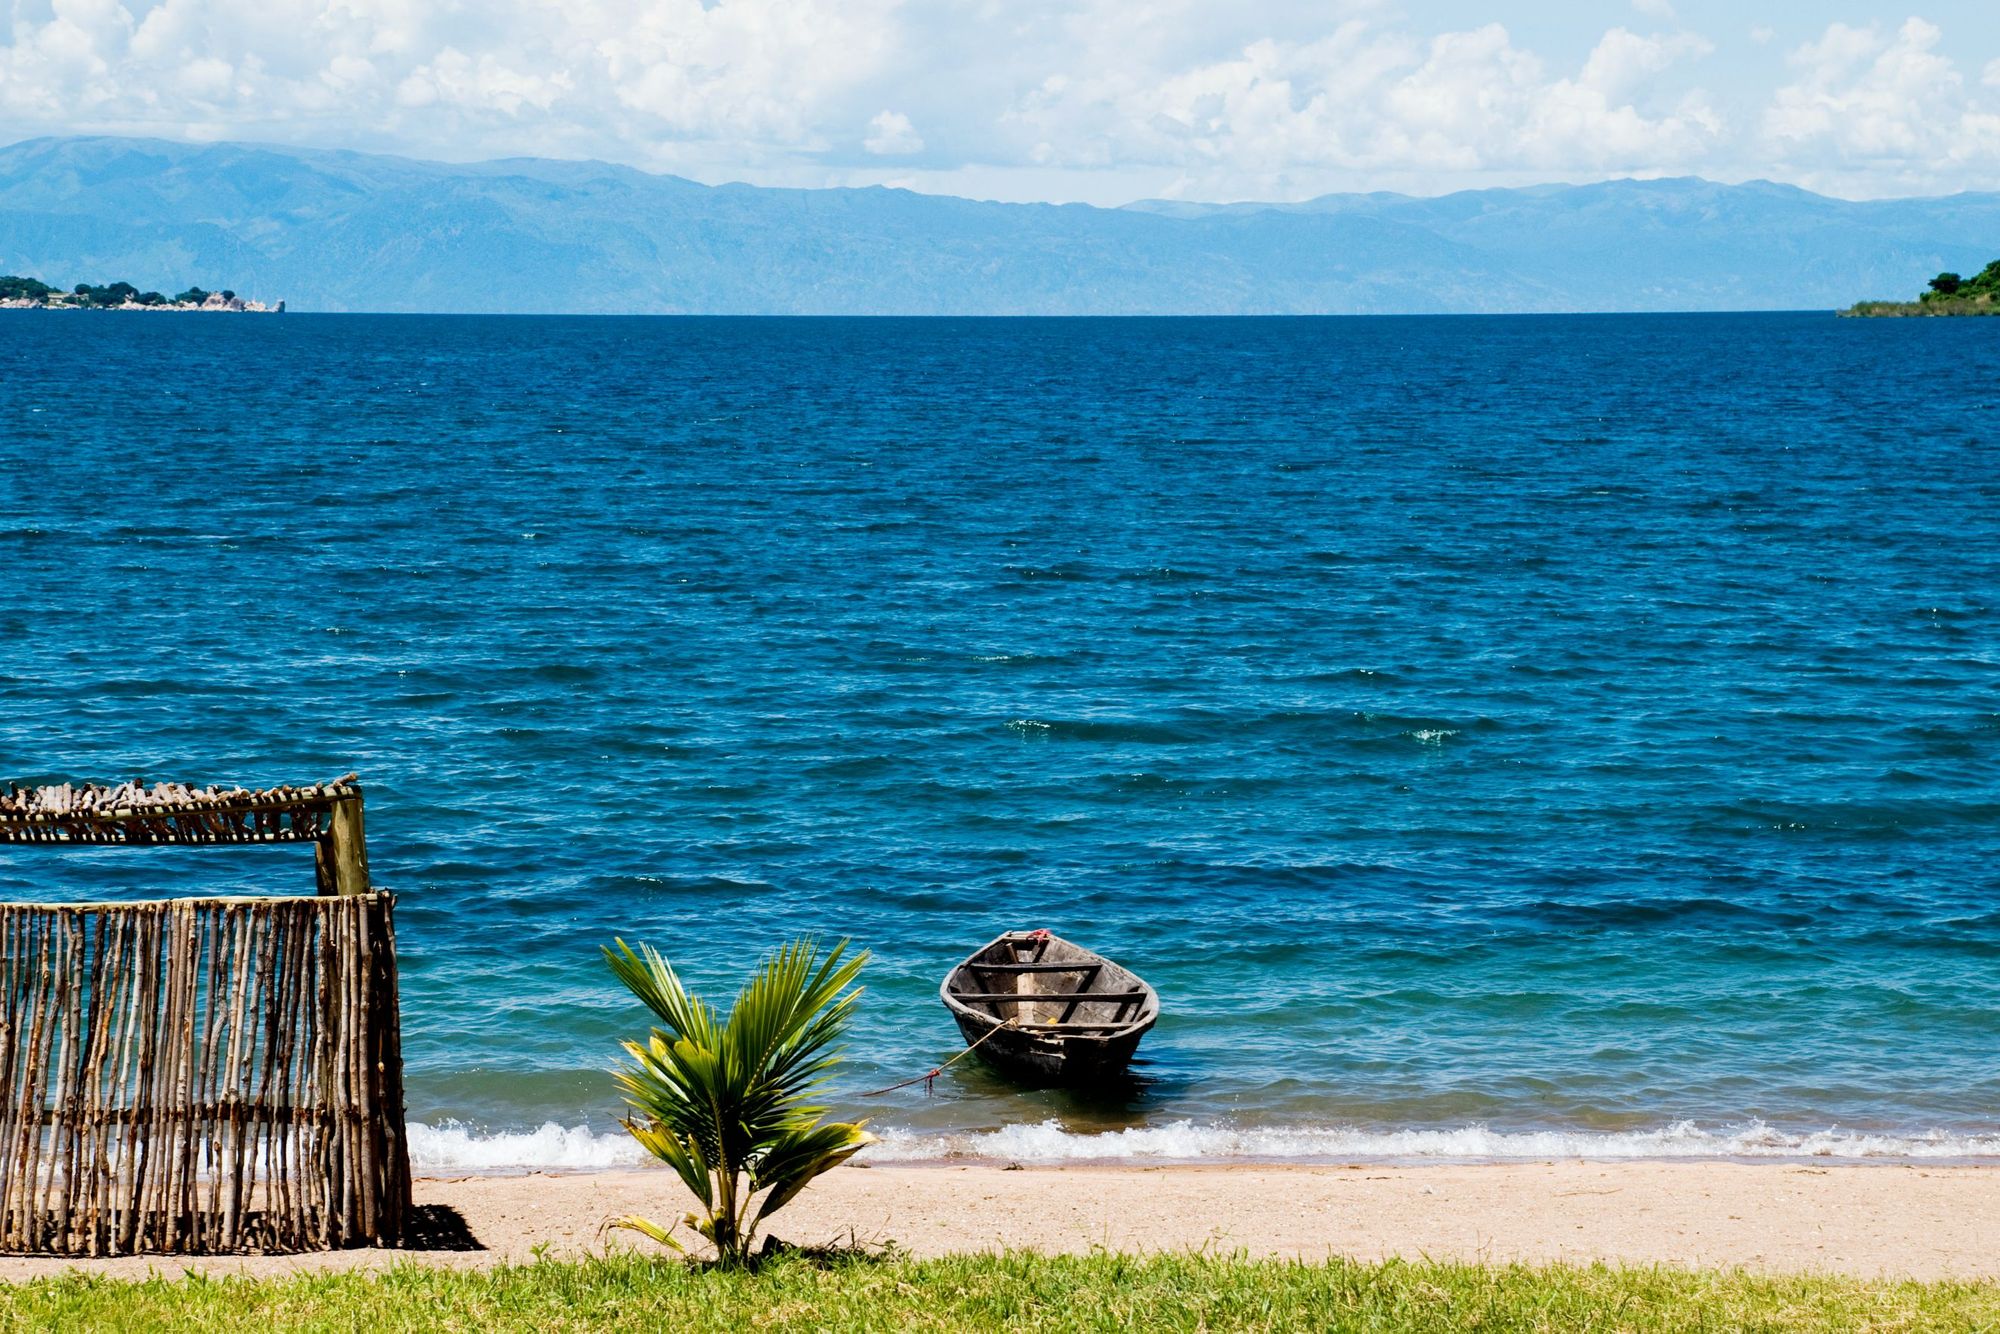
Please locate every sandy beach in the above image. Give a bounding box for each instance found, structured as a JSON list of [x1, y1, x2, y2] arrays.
[[1, 1161, 1993, 1284]]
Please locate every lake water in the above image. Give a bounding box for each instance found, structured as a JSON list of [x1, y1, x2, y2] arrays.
[[2, 312, 1996, 1167]]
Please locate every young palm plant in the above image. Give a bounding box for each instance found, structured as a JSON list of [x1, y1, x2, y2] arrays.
[[603, 936, 873, 1265]]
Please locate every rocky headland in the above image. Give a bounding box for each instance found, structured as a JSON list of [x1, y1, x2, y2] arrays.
[[0, 275, 281, 311]]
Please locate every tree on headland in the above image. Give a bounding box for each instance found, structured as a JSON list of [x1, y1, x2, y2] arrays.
[[71, 281, 142, 307], [1911, 261, 2000, 307], [0, 275, 57, 301], [173, 287, 210, 305]]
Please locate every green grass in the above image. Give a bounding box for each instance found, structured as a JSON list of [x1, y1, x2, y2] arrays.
[[3, 1252, 1997, 1333]]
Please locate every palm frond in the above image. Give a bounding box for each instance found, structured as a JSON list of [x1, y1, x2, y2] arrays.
[[607, 1214, 684, 1251], [748, 1121, 875, 1226], [619, 1117, 713, 1211], [726, 943, 864, 1088], [604, 939, 718, 1047]]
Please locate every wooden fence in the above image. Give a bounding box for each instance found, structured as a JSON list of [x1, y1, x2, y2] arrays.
[[0, 893, 410, 1254]]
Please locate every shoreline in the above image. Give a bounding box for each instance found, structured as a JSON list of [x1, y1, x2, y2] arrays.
[[1840, 299, 2000, 317], [404, 1115, 2000, 1176], [0, 302, 282, 313], [3, 1161, 1995, 1283], [404, 1147, 2000, 1177], [420, 1153, 2000, 1176]]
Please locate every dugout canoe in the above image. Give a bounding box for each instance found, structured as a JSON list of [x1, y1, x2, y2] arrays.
[[939, 930, 1159, 1085]]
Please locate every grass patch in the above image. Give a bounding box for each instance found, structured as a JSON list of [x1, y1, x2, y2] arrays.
[[3, 1251, 1996, 1333]]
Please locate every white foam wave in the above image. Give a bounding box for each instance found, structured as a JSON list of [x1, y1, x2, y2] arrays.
[[864, 1119, 2000, 1163], [409, 1117, 2000, 1174], [409, 1120, 648, 1172]]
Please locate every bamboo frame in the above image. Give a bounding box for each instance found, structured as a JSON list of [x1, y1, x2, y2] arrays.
[[0, 775, 407, 1254], [0, 777, 371, 898]]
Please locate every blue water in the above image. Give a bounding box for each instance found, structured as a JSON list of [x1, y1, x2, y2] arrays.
[[2, 312, 1997, 1167]]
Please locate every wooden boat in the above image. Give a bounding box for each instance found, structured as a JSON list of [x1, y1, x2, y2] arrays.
[[940, 930, 1158, 1085]]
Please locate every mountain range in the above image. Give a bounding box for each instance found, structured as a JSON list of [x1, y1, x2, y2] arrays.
[[0, 136, 1993, 315]]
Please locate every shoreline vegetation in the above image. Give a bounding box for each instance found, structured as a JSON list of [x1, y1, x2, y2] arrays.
[[0, 274, 281, 312], [1843, 259, 2000, 316], [5, 1252, 1998, 1333]]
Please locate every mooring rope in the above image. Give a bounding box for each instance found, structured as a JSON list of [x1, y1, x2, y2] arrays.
[[860, 1017, 1021, 1098]]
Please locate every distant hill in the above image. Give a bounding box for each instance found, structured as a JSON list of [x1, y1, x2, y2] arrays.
[[1, 136, 1995, 315]]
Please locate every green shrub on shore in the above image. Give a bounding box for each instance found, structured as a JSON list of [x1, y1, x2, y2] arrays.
[[2, 1252, 1995, 1333], [603, 937, 872, 1265]]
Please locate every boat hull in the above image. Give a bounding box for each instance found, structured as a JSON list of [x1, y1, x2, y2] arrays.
[[950, 1009, 1152, 1085], [940, 932, 1159, 1087]]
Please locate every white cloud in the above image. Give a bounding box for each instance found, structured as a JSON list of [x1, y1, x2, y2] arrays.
[[0, 2, 1995, 201], [1763, 18, 2000, 190], [0, 0, 900, 164], [863, 110, 922, 155], [1004, 21, 1718, 193]]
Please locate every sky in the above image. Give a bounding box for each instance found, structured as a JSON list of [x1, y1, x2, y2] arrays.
[[2, 1, 1998, 204]]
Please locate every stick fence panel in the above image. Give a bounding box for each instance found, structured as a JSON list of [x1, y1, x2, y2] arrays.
[[0, 894, 409, 1254]]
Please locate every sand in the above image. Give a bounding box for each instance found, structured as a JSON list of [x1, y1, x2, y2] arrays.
[[0, 1161, 1993, 1283]]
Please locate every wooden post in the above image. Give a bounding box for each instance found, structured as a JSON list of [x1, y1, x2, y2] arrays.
[[314, 797, 370, 898]]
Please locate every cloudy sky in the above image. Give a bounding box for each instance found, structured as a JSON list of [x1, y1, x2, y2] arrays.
[[3, 1, 1998, 204]]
